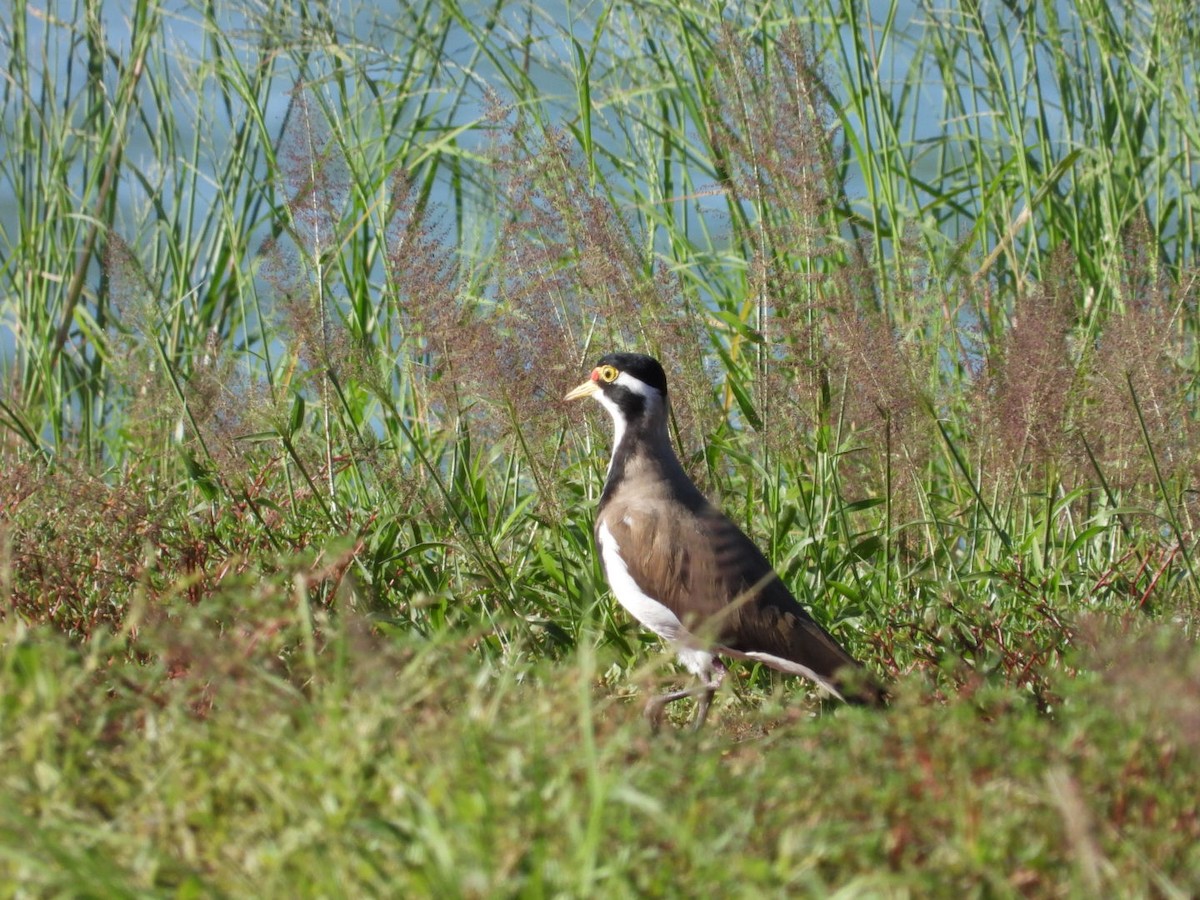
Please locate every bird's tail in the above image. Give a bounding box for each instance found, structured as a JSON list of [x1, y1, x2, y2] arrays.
[[833, 664, 890, 707]]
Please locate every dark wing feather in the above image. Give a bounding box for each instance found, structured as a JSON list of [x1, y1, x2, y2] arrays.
[[602, 499, 866, 690]]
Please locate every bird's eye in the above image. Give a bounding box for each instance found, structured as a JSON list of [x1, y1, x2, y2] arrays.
[[597, 365, 619, 383]]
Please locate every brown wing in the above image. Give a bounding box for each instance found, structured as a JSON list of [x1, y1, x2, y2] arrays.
[[602, 499, 865, 688]]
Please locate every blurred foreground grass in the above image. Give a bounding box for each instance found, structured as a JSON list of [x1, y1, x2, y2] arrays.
[[3, 592, 1198, 895]]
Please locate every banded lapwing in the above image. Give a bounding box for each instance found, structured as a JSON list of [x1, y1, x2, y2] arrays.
[[566, 352, 882, 730]]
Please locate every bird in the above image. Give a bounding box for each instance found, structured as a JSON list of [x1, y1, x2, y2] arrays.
[[565, 352, 882, 730]]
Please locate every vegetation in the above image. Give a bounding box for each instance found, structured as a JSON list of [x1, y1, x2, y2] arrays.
[[2, 0, 1198, 893]]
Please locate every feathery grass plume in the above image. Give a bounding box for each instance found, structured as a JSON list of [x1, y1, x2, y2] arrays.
[[367, 168, 467, 528], [104, 234, 247, 486], [373, 170, 474, 539], [1082, 220, 1199, 500], [977, 243, 1083, 488], [382, 171, 464, 418], [103, 234, 177, 451], [384, 173, 460, 348], [480, 123, 588, 412], [267, 84, 354, 380], [704, 25, 841, 441], [704, 26, 930, 474], [708, 24, 837, 296], [374, 114, 603, 521], [479, 112, 710, 471], [823, 257, 933, 510], [252, 83, 373, 508]]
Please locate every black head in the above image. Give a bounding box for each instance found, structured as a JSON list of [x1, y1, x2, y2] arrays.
[[593, 353, 668, 397], [563, 353, 677, 495], [563, 352, 670, 428]]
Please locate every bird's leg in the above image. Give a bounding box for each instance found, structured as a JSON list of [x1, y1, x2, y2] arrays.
[[643, 686, 701, 733], [691, 685, 716, 731], [644, 660, 726, 733], [691, 659, 726, 731]]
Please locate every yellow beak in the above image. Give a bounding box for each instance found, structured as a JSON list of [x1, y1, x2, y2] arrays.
[[564, 378, 601, 401]]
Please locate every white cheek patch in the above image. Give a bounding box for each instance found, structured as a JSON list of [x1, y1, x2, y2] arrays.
[[613, 371, 660, 399], [614, 372, 666, 418]]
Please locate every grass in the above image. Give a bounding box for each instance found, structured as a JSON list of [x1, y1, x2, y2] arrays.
[[2, 0, 1200, 893], [3, 604, 1199, 895]]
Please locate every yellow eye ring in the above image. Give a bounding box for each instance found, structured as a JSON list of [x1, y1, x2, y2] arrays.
[[596, 365, 619, 383]]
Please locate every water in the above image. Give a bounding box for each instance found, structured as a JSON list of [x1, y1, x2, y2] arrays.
[[0, 0, 1013, 255], [1, 0, 1192, 377]]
